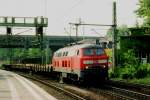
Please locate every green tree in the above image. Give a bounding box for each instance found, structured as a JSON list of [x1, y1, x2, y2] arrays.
[[136, 0, 150, 17], [136, 0, 150, 26], [27, 48, 41, 57], [0, 49, 9, 60], [106, 24, 129, 38]]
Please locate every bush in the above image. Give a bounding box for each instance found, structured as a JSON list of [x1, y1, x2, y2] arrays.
[[135, 64, 150, 78], [109, 67, 120, 78], [120, 66, 136, 79], [109, 49, 150, 79], [109, 64, 150, 79]]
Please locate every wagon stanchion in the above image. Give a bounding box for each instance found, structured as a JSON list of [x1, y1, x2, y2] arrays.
[[59, 73, 64, 84], [29, 70, 32, 75], [29, 66, 32, 75]]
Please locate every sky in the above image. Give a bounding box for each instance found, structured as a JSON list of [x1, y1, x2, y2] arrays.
[[0, 0, 139, 36]]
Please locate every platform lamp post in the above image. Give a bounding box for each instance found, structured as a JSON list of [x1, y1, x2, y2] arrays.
[[112, 0, 117, 71]]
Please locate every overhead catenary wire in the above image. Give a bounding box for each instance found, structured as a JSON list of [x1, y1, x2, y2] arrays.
[[90, 29, 105, 36], [14, 28, 33, 35], [54, 0, 85, 25], [64, 28, 75, 44]]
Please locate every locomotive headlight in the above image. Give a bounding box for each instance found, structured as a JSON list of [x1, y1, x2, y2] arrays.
[[102, 65, 106, 68], [83, 60, 93, 64], [85, 66, 89, 69], [98, 59, 107, 63]]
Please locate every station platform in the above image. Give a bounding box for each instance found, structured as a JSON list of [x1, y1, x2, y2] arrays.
[[0, 70, 57, 100]]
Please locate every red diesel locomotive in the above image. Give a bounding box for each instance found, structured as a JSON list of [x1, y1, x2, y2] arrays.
[[52, 43, 109, 82]]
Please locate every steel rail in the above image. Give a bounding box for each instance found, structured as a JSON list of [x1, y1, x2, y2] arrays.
[[19, 74, 86, 100], [108, 79, 150, 89], [94, 88, 136, 100], [104, 85, 150, 100], [106, 80, 150, 95], [20, 73, 135, 100]]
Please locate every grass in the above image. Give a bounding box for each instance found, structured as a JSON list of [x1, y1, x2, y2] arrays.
[[128, 77, 150, 85], [112, 77, 150, 85]]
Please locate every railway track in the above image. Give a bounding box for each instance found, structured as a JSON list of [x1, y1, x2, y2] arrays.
[[18, 73, 87, 100], [83, 83, 150, 100], [103, 85, 150, 100], [106, 80, 150, 95], [15, 72, 117, 100], [97, 79, 150, 100], [13, 71, 150, 100], [19, 75, 143, 100]]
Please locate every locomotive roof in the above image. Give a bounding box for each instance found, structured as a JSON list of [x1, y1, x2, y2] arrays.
[[73, 43, 102, 49], [55, 43, 102, 54]]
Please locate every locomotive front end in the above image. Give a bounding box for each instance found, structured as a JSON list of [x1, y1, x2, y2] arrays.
[[79, 45, 109, 82]]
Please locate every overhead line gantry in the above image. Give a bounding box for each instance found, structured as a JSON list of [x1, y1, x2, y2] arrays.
[[0, 16, 48, 48], [0, 16, 48, 64]]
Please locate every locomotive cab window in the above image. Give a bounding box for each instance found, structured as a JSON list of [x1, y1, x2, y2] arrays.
[[75, 50, 79, 56], [95, 48, 104, 55], [63, 52, 65, 56], [83, 48, 104, 56], [65, 52, 68, 56], [83, 48, 94, 56], [77, 50, 79, 55]]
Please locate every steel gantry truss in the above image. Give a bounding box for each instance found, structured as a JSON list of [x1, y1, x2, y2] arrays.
[[0, 16, 48, 64], [0, 16, 48, 48], [0, 16, 48, 27]]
